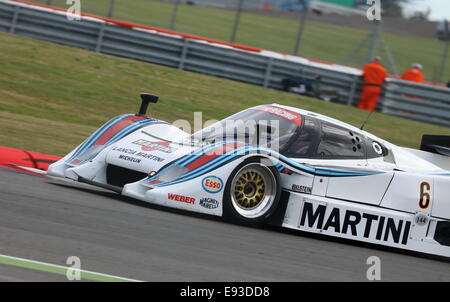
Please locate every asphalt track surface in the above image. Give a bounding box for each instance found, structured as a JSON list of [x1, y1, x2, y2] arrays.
[[0, 167, 449, 282]]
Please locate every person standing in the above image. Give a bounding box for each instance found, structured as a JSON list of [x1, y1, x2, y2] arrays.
[[401, 63, 425, 83], [357, 56, 388, 111]]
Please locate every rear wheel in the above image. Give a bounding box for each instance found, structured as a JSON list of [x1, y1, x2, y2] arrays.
[[223, 158, 281, 224]]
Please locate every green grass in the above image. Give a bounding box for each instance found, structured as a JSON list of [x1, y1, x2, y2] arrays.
[[0, 254, 138, 282], [0, 32, 448, 157], [28, 0, 450, 81]]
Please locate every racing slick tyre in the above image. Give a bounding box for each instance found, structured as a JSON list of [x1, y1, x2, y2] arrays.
[[223, 157, 281, 225]]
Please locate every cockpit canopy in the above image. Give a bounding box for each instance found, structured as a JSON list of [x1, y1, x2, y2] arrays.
[[192, 105, 393, 162], [193, 105, 301, 152]]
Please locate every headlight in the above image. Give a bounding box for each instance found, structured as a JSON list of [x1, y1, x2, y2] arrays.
[[157, 165, 189, 183]]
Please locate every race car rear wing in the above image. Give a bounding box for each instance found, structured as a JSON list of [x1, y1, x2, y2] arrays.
[[420, 135, 450, 157]]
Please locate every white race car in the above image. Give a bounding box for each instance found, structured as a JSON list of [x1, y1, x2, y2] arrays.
[[48, 94, 450, 258]]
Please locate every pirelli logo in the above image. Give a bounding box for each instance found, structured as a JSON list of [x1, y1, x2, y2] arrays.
[[299, 201, 411, 245]]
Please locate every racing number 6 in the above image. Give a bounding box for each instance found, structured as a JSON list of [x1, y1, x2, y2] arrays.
[[419, 182, 431, 210]]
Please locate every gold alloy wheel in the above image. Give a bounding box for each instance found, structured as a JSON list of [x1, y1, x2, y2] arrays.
[[230, 163, 276, 219], [233, 169, 266, 210]]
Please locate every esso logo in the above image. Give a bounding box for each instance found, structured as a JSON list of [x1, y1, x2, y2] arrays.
[[202, 176, 223, 194]]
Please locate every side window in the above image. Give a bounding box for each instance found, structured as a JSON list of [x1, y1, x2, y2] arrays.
[[284, 117, 318, 158], [315, 123, 365, 159]]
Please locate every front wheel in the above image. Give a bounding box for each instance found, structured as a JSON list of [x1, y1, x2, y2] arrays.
[[223, 158, 281, 225]]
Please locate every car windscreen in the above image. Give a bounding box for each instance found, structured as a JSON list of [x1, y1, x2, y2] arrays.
[[192, 105, 302, 153]]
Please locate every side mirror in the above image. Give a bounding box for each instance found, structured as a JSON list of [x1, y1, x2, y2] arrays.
[[138, 93, 159, 116]]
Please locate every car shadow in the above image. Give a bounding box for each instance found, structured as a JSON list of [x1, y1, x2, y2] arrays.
[[48, 180, 450, 264], [49, 181, 226, 224]]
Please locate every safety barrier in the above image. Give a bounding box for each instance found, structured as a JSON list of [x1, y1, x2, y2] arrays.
[[381, 78, 450, 127]]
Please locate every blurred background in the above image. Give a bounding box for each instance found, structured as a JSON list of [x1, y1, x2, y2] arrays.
[[28, 0, 450, 83]]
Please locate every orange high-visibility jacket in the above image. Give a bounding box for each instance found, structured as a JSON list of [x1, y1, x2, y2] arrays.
[[401, 68, 424, 83], [357, 61, 388, 111], [362, 61, 387, 86]]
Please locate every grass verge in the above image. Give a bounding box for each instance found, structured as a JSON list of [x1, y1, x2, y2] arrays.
[[0, 32, 448, 156]]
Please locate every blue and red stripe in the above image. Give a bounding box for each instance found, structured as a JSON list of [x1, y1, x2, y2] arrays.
[[67, 115, 164, 166], [143, 143, 386, 188]]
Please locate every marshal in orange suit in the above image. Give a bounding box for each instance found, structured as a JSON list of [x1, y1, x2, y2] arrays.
[[357, 57, 388, 111], [401, 63, 424, 84]]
